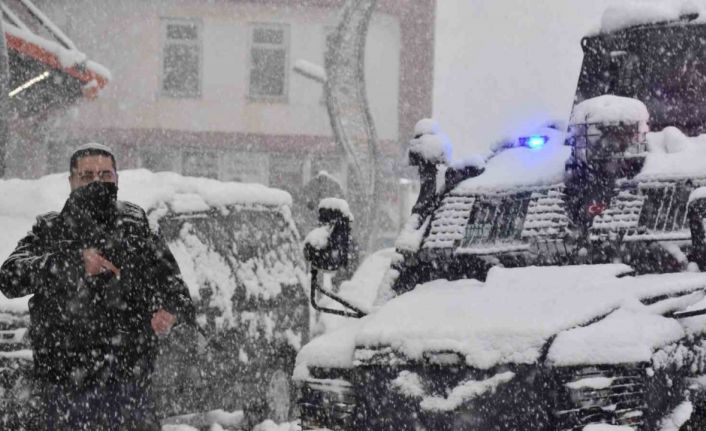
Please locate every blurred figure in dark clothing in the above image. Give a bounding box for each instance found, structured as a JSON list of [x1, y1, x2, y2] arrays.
[[0, 143, 195, 431]]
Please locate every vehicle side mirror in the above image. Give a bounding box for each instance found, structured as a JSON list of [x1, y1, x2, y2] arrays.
[[303, 199, 365, 318], [304, 201, 352, 271], [688, 195, 706, 270]]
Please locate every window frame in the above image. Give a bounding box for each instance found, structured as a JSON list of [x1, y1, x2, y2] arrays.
[[247, 22, 290, 103], [181, 148, 220, 179], [460, 194, 531, 247], [159, 17, 203, 99]]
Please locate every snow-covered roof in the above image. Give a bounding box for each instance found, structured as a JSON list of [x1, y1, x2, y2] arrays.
[[451, 127, 570, 194], [570, 95, 649, 127], [599, 2, 701, 34], [2, 0, 110, 96], [297, 264, 706, 373]]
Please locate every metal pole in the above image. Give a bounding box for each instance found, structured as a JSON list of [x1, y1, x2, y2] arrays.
[[0, 17, 10, 178]]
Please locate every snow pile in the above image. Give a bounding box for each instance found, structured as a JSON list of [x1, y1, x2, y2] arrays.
[[452, 127, 570, 193], [599, 2, 694, 34], [409, 118, 452, 165], [162, 409, 245, 430], [658, 401, 693, 431], [390, 370, 515, 412], [414, 118, 441, 136], [689, 186, 706, 204], [395, 214, 430, 252], [570, 95, 649, 129], [565, 376, 614, 390], [583, 425, 634, 431], [391, 370, 425, 397], [317, 248, 399, 334], [419, 371, 515, 411], [3, 22, 110, 81], [304, 226, 331, 250], [168, 223, 236, 327], [547, 308, 684, 365], [293, 317, 367, 380], [637, 128, 706, 180], [293, 59, 326, 83], [300, 264, 706, 372], [318, 197, 353, 220], [251, 420, 301, 431]]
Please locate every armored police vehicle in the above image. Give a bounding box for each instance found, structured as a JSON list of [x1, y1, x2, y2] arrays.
[[297, 6, 706, 431]]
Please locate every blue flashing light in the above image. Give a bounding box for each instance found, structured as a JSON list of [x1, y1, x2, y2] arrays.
[[519, 135, 548, 150]]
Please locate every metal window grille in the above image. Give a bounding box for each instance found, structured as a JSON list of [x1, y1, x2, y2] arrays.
[[567, 122, 646, 163], [461, 195, 530, 246], [161, 18, 201, 97], [249, 23, 289, 100], [638, 185, 692, 232]]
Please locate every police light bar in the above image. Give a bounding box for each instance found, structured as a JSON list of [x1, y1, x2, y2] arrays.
[[519, 135, 548, 150]]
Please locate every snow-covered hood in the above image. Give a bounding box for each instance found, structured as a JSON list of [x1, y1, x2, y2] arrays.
[[296, 265, 706, 376]]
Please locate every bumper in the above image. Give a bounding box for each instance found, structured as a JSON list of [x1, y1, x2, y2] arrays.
[[299, 363, 677, 431]]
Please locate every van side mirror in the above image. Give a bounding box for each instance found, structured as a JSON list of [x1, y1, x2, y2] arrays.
[[688, 194, 706, 270]]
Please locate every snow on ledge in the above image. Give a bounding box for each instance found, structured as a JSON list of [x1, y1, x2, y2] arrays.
[[599, 2, 697, 34], [570, 95, 649, 127], [583, 424, 635, 431]]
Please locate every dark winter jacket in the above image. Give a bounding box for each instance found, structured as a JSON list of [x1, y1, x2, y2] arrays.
[[0, 196, 195, 385]]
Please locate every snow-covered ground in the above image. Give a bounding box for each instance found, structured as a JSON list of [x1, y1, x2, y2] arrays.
[[162, 419, 301, 431]]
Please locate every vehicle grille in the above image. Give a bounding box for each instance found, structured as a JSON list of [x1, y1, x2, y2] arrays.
[[300, 377, 356, 430], [554, 365, 647, 431]]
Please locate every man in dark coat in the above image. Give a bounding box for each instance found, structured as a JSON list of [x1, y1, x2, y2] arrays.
[[0, 143, 195, 430]]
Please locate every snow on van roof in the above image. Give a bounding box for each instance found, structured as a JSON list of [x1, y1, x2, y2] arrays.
[[451, 128, 570, 194], [297, 264, 706, 372], [0, 169, 292, 306], [599, 2, 699, 34]]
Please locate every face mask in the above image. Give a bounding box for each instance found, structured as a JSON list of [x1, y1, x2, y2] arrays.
[[66, 181, 119, 225]]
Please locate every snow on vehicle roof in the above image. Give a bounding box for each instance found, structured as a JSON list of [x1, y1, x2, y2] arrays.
[[598, 2, 700, 34], [634, 127, 706, 181], [570, 95, 649, 127], [297, 264, 706, 372], [449, 122, 706, 196], [0, 169, 292, 309], [451, 128, 570, 194]]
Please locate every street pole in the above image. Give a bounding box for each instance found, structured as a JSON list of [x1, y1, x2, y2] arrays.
[[325, 0, 380, 252], [0, 17, 10, 178]]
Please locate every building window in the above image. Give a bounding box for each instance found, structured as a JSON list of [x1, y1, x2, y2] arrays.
[[249, 23, 289, 101], [161, 18, 201, 97], [223, 152, 270, 185], [182, 149, 218, 179], [269, 155, 302, 193]]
